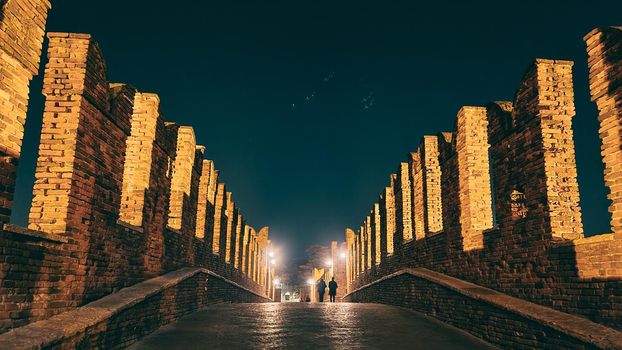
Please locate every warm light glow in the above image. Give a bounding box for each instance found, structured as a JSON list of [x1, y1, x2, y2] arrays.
[[269, 251, 274, 258], [307, 278, 314, 285], [273, 278, 280, 285], [341, 252, 346, 259], [271, 259, 276, 265], [325, 259, 333, 267]]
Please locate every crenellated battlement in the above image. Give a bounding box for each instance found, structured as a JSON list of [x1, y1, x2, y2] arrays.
[[0, 30, 273, 333], [0, 1, 620, 346], [346, 52, 622, 331]]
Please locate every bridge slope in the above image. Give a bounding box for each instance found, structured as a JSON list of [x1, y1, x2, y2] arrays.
[[0, 268, 269, 350], [345, 268, 622, 350]]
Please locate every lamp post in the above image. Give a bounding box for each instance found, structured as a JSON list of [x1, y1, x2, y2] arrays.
[[307, 278, 314, 302], [325, 259, 333, 281], [273, 278, 282, 302], [268, 251, 276, 300]]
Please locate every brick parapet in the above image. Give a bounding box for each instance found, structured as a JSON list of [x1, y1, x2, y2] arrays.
[[241, 225, 251, 274], [0, 0, 51, 76], [345, 268, 622, 350], [422, 136, 443, 234], [364, 216, 371, 269], [224, 192, 234, 263], [119, 92, 162, 227], [346, 55, 622, 332], [395, 162, 413, 244], [212, 182, 226, 255], [410, 136, 444, 240], [0, 268, 270, 350], [233, 211, 241, 268], [585, 26, 622, 238], [455, 106, 494, 250], [204, 168, 218, 251], [195, 159, 212, 238], [410, 149, 425, 240], [256, 227, 269, 291], [247, 226, 257, 280], [369, 205, 378, 266], [0, 1, 51, 223], [345, 228, 355, 291], [0, 32, 271, 333], [167, 126, 197, 232]]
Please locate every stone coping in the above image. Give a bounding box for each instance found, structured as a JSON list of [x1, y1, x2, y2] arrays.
[[572, 233, 615, 245], [116, 219, 144, 233], [1, 224, 68, 243], [0, 267, 269, 349], [549, 233, 615, 248], [165, 225, 183, 235], [345, 268, 622, 350]]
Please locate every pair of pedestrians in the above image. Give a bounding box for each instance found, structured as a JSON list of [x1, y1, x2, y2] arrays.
[[316, 277, 338, 302]]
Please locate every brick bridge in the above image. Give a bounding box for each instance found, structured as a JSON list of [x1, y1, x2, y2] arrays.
[[0, 2, 621, 349]]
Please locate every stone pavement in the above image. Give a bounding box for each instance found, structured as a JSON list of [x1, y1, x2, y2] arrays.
[[131, 302, 495, 350]]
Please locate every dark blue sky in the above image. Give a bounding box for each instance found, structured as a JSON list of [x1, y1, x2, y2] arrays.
[[11, 0, 622, 264]]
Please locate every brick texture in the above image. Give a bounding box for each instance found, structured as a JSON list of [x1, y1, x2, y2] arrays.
[[224, 192, 234, 263], [585, 26, 622, 238], [347, 270, 622, 350], [0, 0, 51, 224], [395, 162, 413, 243], [0, 269, 269, 349], [345, 54, 622, 334], [0, 33, 271, 334], [455, 106, 493, 250]]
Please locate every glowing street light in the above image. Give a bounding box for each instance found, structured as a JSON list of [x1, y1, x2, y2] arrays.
[[325, 259, 333, 267], [273, 278, 280, 285], [307, 278, 315, 303], [269, 251, 274, 258], [340, 252, 346, 259]]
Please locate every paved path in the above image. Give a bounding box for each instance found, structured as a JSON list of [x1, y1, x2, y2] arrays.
[[131, 303, 495, 350]]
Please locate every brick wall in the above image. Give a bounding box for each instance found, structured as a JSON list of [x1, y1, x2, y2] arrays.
[[347, 269, 622, 349], [212, 182, 225, 255], [0, 0, 51, 224], [0, 32, 271, 334], [0, 268, 270, 350], [345, 44, 622, 334], [224, 192, 234, 263], [585, 26, 622, 238]]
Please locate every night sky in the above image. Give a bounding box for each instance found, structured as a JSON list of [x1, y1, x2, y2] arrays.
[[10, 0, 622, 266]]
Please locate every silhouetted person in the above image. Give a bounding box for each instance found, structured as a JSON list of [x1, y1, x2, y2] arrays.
[[328, 277, 338, 302], [316, 278, 327, 302]]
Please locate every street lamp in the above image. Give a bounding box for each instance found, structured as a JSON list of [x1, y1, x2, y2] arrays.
[[341, 252, 346, 259], [307, 278, 314, 303]]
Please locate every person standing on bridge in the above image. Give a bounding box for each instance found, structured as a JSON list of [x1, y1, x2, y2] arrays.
[[328, 277, 338, 302], [316, 278, 327, 302]]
